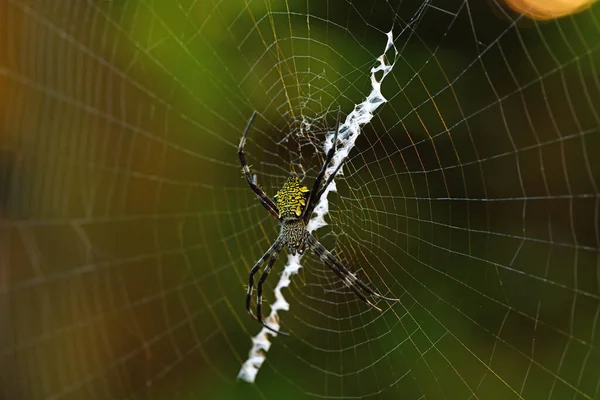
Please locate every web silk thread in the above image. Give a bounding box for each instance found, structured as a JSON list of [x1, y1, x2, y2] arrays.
[[238, 30, 398, 384]]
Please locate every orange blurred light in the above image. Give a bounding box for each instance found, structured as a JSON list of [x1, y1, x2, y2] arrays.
[[504, 0, 597, 20]]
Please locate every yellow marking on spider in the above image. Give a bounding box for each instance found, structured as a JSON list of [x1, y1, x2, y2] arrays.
[[275, 176, 309, 219]]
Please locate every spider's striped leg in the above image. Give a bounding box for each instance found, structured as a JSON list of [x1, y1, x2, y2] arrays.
[[246, 241, 279, 319], [321, 244, 400, 303], [303, 109, 341, 223], [305, 233, 399, 310], [323, 260, 383, 312], [238, 111, 279, 220], [256, 241, 288, 335]]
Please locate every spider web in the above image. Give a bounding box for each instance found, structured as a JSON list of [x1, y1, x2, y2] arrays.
[[1, 1, 600, 399]]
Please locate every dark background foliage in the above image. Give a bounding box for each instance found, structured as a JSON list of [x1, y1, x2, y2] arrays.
[[1, 1, 599, 399]]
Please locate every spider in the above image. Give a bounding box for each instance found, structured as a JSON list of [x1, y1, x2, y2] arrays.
[[238, 110, 399, 335]]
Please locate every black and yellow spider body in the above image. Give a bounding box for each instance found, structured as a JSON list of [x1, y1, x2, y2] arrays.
[[275, 177, 310, 254], [238, 110, 398, 335]]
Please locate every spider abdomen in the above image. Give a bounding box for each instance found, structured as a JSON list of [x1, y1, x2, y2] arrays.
[[275, 176, 309, 220]]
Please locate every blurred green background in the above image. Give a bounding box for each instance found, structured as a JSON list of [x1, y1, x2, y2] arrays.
[[1, 0, 599, 399]]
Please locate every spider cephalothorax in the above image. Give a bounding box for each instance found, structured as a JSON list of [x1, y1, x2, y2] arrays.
[[238, 110, 398, 334]]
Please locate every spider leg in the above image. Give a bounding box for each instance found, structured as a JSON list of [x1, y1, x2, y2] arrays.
[[238, 111, 279, 220], [312, 160, 344, 207], [256, 241, 288, 335], [303, 109, 341, 223], [305, 233, 399, 309], [323, 260, 383, 312], [246, 241, 279, 319]]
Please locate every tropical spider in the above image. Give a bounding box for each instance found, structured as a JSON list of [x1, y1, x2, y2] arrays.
[[238, 111, 398, 334]]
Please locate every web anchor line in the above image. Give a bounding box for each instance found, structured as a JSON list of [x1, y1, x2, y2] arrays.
[[237, 29, 398, 384]]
